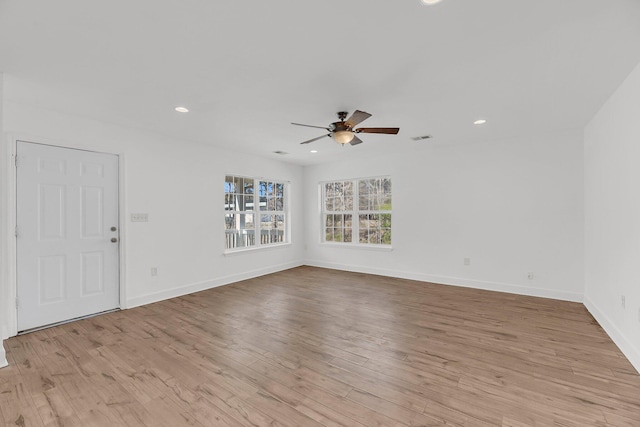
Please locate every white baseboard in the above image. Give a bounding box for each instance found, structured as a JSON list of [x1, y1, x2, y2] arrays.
[[126, 260, 304, 309], [0, 345, 7, 368], [303, 260, 584, 303], [584, 297, 640, 374]]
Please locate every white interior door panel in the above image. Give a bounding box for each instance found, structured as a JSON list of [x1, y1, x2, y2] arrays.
[[17, 141, 120, 331]]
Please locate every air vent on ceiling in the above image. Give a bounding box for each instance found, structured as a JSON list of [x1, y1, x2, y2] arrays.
[[411, 135, 433, 141], [273, 151, 289, 155]]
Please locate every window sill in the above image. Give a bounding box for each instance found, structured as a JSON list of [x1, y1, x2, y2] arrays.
[[224, 242, 292, 256], [318, 243, 394, 252]]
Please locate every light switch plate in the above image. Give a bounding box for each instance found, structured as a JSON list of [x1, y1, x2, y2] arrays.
[[131, 213, 149, 222]]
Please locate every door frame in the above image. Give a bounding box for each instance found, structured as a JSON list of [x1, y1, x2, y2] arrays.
[[3, 134, 128, 338]]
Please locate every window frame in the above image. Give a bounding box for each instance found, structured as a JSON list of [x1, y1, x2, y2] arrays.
[[224, 175, 290, 254], [320, 176, 392, 248]]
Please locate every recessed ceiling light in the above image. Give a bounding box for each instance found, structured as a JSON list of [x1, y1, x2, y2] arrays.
[[310, 150, 318, 153], [421, 0, 443, 5], [474, 119, 487, 125], [175, 106, 189, 113]]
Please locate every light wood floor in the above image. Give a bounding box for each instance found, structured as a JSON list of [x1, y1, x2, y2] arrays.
[[1, 266, 639, 426]]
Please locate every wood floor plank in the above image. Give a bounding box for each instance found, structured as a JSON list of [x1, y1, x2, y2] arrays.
[[1, 266, 639, 426], [194, 387, 277, 427]]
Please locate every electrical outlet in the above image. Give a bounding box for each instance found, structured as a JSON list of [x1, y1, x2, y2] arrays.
[[527, 272, 534, 280], [464, 258, 470, 266], [151, 267, 158, 276], [621, 295, 626, 309]]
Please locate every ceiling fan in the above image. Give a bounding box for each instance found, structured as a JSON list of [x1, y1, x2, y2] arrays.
[[292, 110, 399, 146]]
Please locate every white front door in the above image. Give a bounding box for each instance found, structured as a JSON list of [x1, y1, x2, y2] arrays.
[[16, 141, 120, 332]]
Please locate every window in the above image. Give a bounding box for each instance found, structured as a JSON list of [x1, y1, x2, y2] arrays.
[[225, 175, 287, 250], [322, 177, 392, 245]]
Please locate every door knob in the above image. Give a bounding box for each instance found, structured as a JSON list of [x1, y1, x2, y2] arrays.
[[111, 237, 118, 243]]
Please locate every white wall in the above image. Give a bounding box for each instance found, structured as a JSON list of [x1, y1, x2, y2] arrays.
[[0, 77, 304, 349], [584, 62, 640, 371], [0, 73, 7, 367], [304, 130, 585, 302]]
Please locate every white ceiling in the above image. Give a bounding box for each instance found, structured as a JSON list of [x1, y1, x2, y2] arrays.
[[1, 0, 640, 165]]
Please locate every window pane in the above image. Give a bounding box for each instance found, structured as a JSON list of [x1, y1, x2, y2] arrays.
[[371, 193, 381, 211], [243, 214, 255, 230], [381, 214, 391, 228], [325, 183, 334, 198], [359, 229, 369, 244], [260, 214, 272, 244], [381, 194, 392, 210], [326, 214, 334, 227], [333, 214, 342, 227], [344, 229, 352, 243], [225, 176, 235, 193], [275, 196, 284, 210], [359, 214, 368, 229], [232, 194, 243, 211], [224, 213, 256, 249], [382, 178, 391, 191], [344, 181, 353, 197], [225, 213, 235, 230], [244, 179, 254, 194], [325, 228, 333, 242], [383, 178, 391, 196], [234, 176, 243, 193], [244, 195, 254, 211], [325, 196, 333, 211], [382, 229, 392, 245], [358, 194, 369, 211], [358, 180, 368, 196], [259, 181, 268, 211], [275, 214, 285, 243], [345, 194, 353, 210], [344, 214, 352, 228]]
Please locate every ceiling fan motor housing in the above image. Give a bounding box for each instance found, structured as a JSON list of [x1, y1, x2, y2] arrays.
[[332, 122, 351, 133]]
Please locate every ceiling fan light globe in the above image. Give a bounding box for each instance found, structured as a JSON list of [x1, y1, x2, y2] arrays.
[[333, 130, 355, 144]]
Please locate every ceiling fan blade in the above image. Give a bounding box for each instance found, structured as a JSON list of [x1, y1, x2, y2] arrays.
[[355, 127, 400, 135], [292, 122, 331, 131], [349, 135, 364, 146], [345, 110, 372, 127], [300, 134, 330, 145]]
